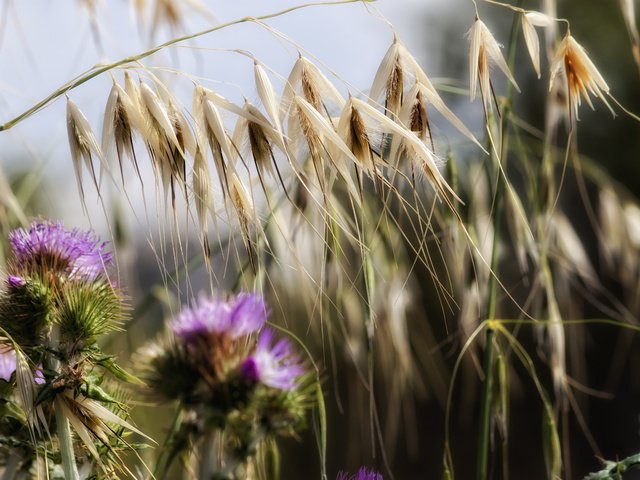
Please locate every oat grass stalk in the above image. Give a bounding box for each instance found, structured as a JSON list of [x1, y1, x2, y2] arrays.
[[476, 4, 522, 480], [0, 0, 373, 133]]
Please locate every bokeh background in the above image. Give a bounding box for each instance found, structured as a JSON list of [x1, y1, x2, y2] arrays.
[[2, 1, 640, 479]]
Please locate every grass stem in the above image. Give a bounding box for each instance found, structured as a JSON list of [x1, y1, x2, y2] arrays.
[[476, 4, 522, 479]]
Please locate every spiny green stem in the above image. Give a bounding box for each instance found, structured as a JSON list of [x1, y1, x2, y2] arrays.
[[0, 0, 373, 132]]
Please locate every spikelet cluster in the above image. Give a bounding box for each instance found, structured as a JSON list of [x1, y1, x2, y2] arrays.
[[65, 42, 486, 269]]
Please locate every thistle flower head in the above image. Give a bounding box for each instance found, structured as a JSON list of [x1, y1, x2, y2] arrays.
[[169, 292, 267, 340], [336, 467, 383, 480], [8, 220, 113, 281], [549, 32, 613, 118], [240, 328, 303, 390]]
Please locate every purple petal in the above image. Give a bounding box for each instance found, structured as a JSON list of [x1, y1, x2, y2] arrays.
[[0, 348, 16, 382], [228, 293, 268, 337], [9, 220, 112, 281], [7, 275, 26, 288], [169, 295, 232, 339], [241, 328, 303, 390]]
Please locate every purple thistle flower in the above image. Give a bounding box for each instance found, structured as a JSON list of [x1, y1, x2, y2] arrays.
[[170, 292, 267, 340], [0, 348, 16, 382], [6, 275, 26, 288], [229, 292, 268, 337], [240, 328, 304, 390], [170, 295, 231, 339], [9, 220, 112, 281], [336, 468, 383, 480]]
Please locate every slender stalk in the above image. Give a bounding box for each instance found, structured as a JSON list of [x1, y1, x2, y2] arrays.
[[476, 327, 496, 480], [0, 0, 372, 132], [54, 396, 80, 480], [476, 4, 523, 480]]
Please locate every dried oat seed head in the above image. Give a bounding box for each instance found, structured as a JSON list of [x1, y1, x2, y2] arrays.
[[549, 32, 613, 119], [102, 80, 145, 183], [468, 18, 520, 110], [293, 95, 362, 204], [67, 96, 105, 199], [521, 12, 553, 78], [254, 61, 283, 134], [281, 56, 345, 118], [337, 97, 375, 176], [370, 40, 404, 117]]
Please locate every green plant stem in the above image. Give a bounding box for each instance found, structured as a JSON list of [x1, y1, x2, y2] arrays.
[[0, 0, 371, 132], [476, 4, 523, 480], [476, 327, 496, 480]]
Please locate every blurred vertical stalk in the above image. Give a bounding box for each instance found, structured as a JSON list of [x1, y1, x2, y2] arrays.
[[55, 397, 80, 480], [476, 4, 522, 480]]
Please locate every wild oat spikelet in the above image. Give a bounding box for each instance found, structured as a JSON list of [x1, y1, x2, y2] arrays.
[[549, 31, 613, 119], [281, 56, 345, 119], [67, 97, 105, 201], [351, 97, 461, 203], [233, 100, 289, 198], [371, 39, 483, 150], [166, 101, 196, 207], [102, 80, 145, 184], [468, 17, 520, 111], [229, 173, 258, 272], [194, 87, 248, 200], [254, 61, 283, 134], [338, 97, 374, 170], [370, 39, 405, 117], [192, 146, 213, 256], [137, 81, 188, 205], [292, 95, 362, 203], [337, 96, 379, 189], [399, 84, 429, 142], [521, 12, 553, 78]]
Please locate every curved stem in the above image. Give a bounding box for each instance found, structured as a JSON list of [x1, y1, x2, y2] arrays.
[[0, 0, 372, 132]]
